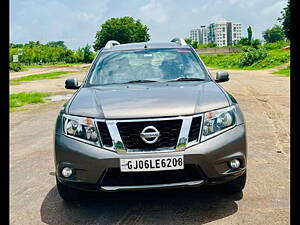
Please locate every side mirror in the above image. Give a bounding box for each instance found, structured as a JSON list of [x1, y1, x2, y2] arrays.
[[215, 71, 229, 83], [65, 77, 80, 89]]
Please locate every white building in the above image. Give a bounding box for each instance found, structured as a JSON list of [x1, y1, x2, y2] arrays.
[[190, 26, 209, 44], [191, 20, 242, 47], [190, 29, 201, 43], [212, 20, 228, 47], [230, 23, 242, 44], [199, 26, 209, 44]]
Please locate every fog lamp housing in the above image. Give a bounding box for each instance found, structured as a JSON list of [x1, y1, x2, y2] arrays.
[[61, 167, 73, 177], [229, 159, 240, 169]]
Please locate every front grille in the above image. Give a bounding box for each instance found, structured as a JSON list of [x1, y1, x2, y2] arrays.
[[117, 120, 182, 150], [97, 122, 113, 147], [188, 116, 202, 142], [100, 164, 205, 186]]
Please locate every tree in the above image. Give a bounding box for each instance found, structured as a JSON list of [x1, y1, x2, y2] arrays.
[[278, 0, 290, 40], [247, 26, 252, 43], [251, 39, 262, 49], [191, 41, 198, 49], [207, 42, 217, 48], [47, 41, 67, 49], [82, 44, 94, 63], [10, 43, 23, 48], [184, 38, 192, 45], [237, 37, 251, 46], [262, 25, 285, 43], [93, 16, 150, 51]]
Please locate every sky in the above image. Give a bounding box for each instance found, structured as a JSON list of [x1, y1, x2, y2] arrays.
[[10, 0, 288, 50]]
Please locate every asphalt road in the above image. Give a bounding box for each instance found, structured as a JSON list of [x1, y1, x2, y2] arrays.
[[9, 66, 290, 225]]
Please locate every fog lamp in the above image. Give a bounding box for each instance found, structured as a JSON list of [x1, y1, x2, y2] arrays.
[[229, 159, 240, 169], [61, 167, 73, 177]]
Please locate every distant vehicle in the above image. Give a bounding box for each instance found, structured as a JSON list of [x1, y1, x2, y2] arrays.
[[54, 38, 247, 201]]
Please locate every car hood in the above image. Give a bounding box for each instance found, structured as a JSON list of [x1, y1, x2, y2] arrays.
[[67, 81, 230, 119]]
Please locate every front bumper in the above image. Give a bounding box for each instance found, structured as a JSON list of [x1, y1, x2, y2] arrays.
[[54, 124, 247, 192]]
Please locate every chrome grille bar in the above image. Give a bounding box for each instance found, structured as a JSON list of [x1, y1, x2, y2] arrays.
[[100, 114, 203, 153], [176, 117, 192, 150]]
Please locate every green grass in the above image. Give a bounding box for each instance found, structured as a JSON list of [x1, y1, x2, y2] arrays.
[[10, 92, 51, 108], [272, 66, 290, 77], [200, 48, 290, 70], [10, 62, 26, 72], [24, 62, 85, 68], [10, 71, 77, 85]]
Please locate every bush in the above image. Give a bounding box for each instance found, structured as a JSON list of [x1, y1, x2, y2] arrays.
[[264, 40, 290, 50], [9, 62, 24, 72], [238, 47, 268, 66], [197, 43, 217, 48], [249, 49, 290, 69], [10, 41, 96, 65], [191, 41, 198, 49], [200, 46, 289, 70], [251, 39, 262, 49], [200, 53, 241, 69]]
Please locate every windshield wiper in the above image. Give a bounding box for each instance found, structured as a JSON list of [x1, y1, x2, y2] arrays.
[[167, 77, 205, 82], [125, 79, 157, 83]]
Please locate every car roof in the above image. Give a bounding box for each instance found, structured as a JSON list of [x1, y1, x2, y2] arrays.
[[101, 42, 192, 52]]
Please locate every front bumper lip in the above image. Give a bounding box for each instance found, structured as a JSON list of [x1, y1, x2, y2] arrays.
[[101, 180, 205, 192], [55, 124, 247, 192]]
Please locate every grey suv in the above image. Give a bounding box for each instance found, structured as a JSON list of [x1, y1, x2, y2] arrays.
[[54, 38, 247, 201]]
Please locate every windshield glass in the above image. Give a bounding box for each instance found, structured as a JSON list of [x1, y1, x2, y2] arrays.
[[87, 48, 208, 86]]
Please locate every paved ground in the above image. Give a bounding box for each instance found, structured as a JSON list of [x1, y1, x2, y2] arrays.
[[9, 65, 290, 225]]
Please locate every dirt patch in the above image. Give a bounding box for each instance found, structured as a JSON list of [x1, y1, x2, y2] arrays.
[[10, 63, 91, 80]]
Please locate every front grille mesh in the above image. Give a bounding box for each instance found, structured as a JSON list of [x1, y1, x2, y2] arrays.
[[117, 120, 182, 150]]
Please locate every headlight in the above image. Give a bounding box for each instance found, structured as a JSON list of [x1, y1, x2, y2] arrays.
[[201, 105, 236, 141], [63, 114, 100, 147]]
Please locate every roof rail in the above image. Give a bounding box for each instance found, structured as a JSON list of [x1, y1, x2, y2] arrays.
[[104, 40, 120, 49], [170, 38, 187, 46]]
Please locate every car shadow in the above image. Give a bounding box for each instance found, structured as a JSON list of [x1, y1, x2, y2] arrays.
[[40, 185, 242, 225]]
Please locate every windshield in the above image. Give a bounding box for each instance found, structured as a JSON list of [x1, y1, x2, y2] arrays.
[[87, 48, 209, 86]]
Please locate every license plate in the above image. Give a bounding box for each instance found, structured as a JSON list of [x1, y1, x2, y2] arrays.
[[120, 155, 184, 172]]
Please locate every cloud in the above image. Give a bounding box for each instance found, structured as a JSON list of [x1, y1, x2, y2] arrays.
[[10, 0, 109, 49], [261, 0, 286, 17], [139, 0, 169, 24], [10, 0, 288, 49]]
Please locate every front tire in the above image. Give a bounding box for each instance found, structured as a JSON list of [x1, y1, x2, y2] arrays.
[[56, 177, 82, 201], [222, 171, 247, 193]]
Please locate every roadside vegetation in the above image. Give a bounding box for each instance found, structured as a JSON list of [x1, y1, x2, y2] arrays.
[[10, 41, 96, 72], [10, 62, 25, 72], [10, 71, 77, 85], [10, 16, 151, 72], [23, 62, 85, 69], [200, 41, 290, 70], [196, 1, 290, 72], [272, 65, 290, 77], [93, 16, 149, 51], [10, 92, 51, 109]]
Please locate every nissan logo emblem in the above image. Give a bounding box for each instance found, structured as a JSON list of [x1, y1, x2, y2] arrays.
[[140, 126, 160, 144]]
